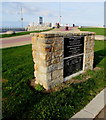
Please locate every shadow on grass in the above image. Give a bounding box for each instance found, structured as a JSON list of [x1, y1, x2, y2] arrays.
[[2, 78, 97, 120], [93, 49, 105, 68]]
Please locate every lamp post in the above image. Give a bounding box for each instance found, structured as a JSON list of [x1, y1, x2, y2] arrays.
[[59, 1, 61, 25], [20, 7, 23, 28]]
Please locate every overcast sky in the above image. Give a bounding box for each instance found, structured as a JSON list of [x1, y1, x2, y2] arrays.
[[1, 2, 104, 27]]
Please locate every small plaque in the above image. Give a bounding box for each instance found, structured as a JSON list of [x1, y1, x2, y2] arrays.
[[64, 36, 84, 78], [64, 55, 83, 78], [64, 36, 84, 57]]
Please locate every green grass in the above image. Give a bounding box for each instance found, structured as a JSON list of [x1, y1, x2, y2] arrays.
[[94, 40, 106, 68], [79, 28, 106, 36], [2, 40, 106, 120], [0, 28, 54, 38]]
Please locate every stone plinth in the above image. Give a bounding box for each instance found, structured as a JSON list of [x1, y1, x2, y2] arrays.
[[31, 30, 95, 90]]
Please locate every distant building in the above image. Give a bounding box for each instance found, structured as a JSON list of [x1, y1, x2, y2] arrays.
[[39, 16, 43, 25]]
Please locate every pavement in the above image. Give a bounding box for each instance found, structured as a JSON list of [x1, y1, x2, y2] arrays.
[[0, 28, 105, 49], [95, 35, 106, 40], [69, 88, 106, 120], [94, 106, 106, 119], [0, 34, 31, 49]]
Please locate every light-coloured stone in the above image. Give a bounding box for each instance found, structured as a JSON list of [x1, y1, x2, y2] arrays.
[[52, 69, 63, 79], [71, 109, 94, 119], [5, 31, 15, 35], [52, 57, 60, 64]]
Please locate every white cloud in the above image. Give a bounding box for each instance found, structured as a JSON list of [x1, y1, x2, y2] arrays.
[[1, 2, 104, 27]]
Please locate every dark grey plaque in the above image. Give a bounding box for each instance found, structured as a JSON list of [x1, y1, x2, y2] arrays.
[[64, 55, 83, 78], [64, 36, 84, 58], [64, 36, 84, 78]]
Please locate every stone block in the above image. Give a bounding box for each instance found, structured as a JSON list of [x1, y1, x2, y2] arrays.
[[48, 64, 58, 72], [52, 43, 63, 52], [38, 72, 52, 82], [38, 65, 57, 73], [46, 60, 52, 66], [52, 57, 60, 64], [57, 61, 63, 69], [32, 45, 36, 51], [54, 50, 63, 57], [34, 64, 38, 71], [32, 51, 36, 58], [34, 71, 37, 78], [45, 45, 52, 52], [52, 69, 63, 79], [44, 38, 54, 44], [50, 76, 63, 88], [39, 52, 52, 61], [32, 37, 37, 44]]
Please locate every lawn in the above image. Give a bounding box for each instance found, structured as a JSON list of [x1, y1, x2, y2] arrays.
[[0, 28, 54, 38], [2, 40, 106, 120], [79, 28, 106, 36]]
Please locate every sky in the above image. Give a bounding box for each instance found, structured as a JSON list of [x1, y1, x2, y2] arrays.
[[0, 2, 104, 27]]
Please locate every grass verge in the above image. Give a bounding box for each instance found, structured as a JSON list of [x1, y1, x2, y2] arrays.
[[79, 28, 105, 36], [2, 40, 106, 120], [0, 28, 54, 38]]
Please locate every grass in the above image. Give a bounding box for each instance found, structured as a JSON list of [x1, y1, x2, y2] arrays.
[[0, 28, 54, 38], [79, 28, 106, 36], [2, 40, 106, 120]]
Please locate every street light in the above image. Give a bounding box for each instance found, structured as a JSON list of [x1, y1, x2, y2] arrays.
[[20, 7, 23, 28]]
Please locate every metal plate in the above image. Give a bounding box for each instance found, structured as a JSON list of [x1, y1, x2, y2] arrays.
[[64, 36, 84, 78], [64, 55, 83, 78], [64, 36, 84, 58]]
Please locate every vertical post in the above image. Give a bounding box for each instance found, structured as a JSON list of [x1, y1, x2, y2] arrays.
[[21, 7, 23, 28]]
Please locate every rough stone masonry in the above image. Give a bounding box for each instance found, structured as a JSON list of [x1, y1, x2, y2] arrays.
[[31, 29, 95, 90]]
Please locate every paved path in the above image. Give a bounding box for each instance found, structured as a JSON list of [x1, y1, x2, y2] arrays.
[[95, 35, 106, 40], [0, 34, 31, 49], [0, 28, 105, 49]]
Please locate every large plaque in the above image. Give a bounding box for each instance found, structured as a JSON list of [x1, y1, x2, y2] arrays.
[[64, 36, 84, 78], [64, 36, 84, 57], [64, 55, 83, 78]]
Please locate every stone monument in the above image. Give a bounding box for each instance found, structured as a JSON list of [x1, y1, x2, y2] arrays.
[[31, 28, 95, 90]]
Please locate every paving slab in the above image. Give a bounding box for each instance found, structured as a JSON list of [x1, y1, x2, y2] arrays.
[[83, 89, 105, 117], [94, 106, 106, 119], [69, 109, 94, 119]]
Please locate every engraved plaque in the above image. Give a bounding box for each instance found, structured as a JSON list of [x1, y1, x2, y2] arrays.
[[64, 36, 84, 57], [64, 36, 84, 78], [64, 55, 83, 78]]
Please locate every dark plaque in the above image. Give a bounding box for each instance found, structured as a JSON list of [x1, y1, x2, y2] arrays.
[[64, 36, 84, 58], [64, 55, 83, 78], [64, 36, 84, 78]]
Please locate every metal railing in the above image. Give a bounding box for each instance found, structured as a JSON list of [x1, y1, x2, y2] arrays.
[[0, 27, 26, 33]]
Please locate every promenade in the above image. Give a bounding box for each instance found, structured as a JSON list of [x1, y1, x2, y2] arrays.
[[0, 34, 31, 49], [0, 27, 105, 49]]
